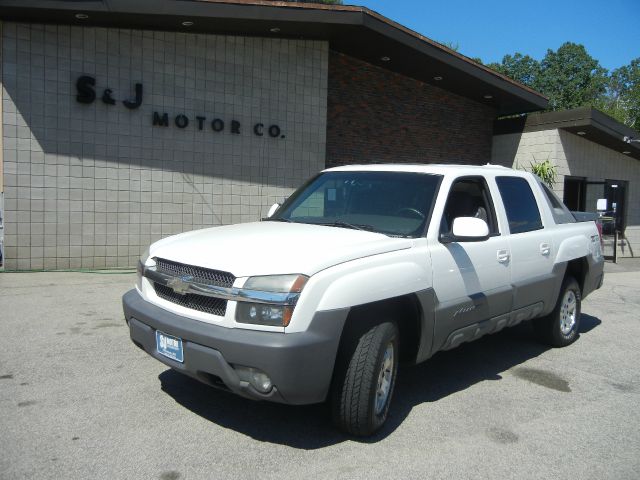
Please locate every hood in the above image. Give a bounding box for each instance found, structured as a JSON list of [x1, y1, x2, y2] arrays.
[[149, 221, 413, 278]]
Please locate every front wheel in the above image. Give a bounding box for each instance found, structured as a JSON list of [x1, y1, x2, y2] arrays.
[[534, 276, 582, 347], [331, 322, 399, 436]]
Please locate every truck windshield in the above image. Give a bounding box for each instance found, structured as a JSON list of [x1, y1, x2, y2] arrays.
[[269, 171, 442, 237]]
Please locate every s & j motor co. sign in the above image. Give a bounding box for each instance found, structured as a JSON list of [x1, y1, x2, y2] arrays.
[[75, 76, 285, 139]]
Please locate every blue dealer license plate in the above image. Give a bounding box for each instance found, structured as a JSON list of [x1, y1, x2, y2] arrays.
[[156, 330, 184, 363]]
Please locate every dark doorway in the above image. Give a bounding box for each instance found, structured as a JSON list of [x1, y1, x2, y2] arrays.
[[563, 177, 586, 211]]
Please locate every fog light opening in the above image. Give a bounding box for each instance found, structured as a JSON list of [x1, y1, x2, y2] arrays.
[[233, 366, 273, 394]]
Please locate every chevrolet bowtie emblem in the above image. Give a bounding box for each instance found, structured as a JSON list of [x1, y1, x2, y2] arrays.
[[166, 275, 193, 295]]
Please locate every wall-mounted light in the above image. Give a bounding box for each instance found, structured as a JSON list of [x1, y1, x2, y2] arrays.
[[433, 76, 443, 81], [270, 27, 281, 33], [622, 151, 631, 155], [381, 56, 391, 62], [483, 94, 493, 99], [181, 21, 194, 27], [75, 13, 89, 19], [577, 131, 586, 135]]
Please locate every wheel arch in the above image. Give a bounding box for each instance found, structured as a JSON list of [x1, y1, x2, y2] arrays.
[[542, 256, 588, 318], [564, 257, 589, 295], [333, 292, 430, 367], [553, 234, 592, 297]]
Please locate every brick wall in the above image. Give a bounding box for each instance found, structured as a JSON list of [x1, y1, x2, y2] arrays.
[[1, 22, 328, 269], [326, 51, 496, 168]]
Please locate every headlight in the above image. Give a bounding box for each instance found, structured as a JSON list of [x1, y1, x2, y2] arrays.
[[236, 303, 290, 327], [138, 247, 150, 271], [236, 274, 308, 327], [242, 274, 308, 293], [136, 247, 151, 290]]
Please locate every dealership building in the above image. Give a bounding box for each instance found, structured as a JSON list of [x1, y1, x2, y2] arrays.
[[0, 0, 638, 269]]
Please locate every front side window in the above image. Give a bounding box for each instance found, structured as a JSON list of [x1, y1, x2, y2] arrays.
[[270, 171, 442, 238], [440, 177, 499, 236], [496, 176, 543, 234]]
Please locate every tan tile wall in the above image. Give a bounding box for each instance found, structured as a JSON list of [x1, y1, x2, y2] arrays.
[[1, 22, 328, 269]]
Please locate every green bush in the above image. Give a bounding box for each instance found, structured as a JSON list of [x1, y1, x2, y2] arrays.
[[530, 160, 558, 188]]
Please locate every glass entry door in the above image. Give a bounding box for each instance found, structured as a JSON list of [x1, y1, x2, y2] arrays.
[[605, 180, 628, 233]]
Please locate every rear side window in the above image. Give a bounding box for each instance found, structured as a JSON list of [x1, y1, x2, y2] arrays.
[[496, 176, 543, 234], [539, 182, 576, 224]]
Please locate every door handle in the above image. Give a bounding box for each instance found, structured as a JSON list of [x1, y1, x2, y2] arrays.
[[497, 250, 510, 263], [540, 243, 551, 256]]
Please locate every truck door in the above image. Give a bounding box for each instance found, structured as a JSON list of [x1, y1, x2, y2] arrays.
[[495, 176, 555, 312], [430, 177, 512, 351]]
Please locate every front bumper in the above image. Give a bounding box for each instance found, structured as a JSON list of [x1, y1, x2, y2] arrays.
[[123, 289, 348, 405]]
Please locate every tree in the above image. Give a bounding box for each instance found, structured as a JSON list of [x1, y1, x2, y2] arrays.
[[535, 42, 608, 110], [485, 43, 613, 113], [438, 40, 460, 52], [487, 53, 540, 87], [598, 58, 640, 129]]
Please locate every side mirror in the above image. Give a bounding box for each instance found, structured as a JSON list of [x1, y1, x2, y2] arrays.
[[441, 217, 490, 243], [266, 203, 280, 218]]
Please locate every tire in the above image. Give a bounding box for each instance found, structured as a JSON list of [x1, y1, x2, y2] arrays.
[[533, 276, 582, 347], [331, 322, 399, 436]]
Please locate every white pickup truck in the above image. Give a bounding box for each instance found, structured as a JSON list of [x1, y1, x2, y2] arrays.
[[123, 164, 604, 435]]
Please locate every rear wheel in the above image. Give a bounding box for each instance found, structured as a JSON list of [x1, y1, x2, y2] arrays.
[[534, 276, 581, 347], [331, 322, 399, 436]]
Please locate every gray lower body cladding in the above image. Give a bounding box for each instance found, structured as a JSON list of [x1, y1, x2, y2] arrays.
[[429, 255, 605, 355], [583, 254, 605, 299], [123, 289, 348, 405]]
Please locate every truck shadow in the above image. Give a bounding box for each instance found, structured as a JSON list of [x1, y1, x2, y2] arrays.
[[158, 313, 601, 449]]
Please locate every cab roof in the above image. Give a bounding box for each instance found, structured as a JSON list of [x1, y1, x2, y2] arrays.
[[324, 163, 525, 177]]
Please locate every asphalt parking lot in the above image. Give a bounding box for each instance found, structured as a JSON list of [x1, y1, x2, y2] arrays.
[[1, 261, 639, 480]]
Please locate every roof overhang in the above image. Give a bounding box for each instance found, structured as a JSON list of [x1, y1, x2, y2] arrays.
[[0, 0, 548, 116], [494, 107, 640, 161]]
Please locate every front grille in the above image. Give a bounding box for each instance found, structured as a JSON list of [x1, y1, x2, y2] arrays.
[[151, 258, 234, 316], [154, 283, 227, 317], [154, 257, 235, 288]]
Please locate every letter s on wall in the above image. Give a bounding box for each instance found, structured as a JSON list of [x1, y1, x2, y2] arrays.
[[76, 75, 96, 104]]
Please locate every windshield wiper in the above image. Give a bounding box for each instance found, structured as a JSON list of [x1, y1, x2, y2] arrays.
[[265, 218, 384, 234], [262, 217, 295, 222], [318, 221, 377, 232]]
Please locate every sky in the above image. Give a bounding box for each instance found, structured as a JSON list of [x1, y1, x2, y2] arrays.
[[355, 0, 639, 72]]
